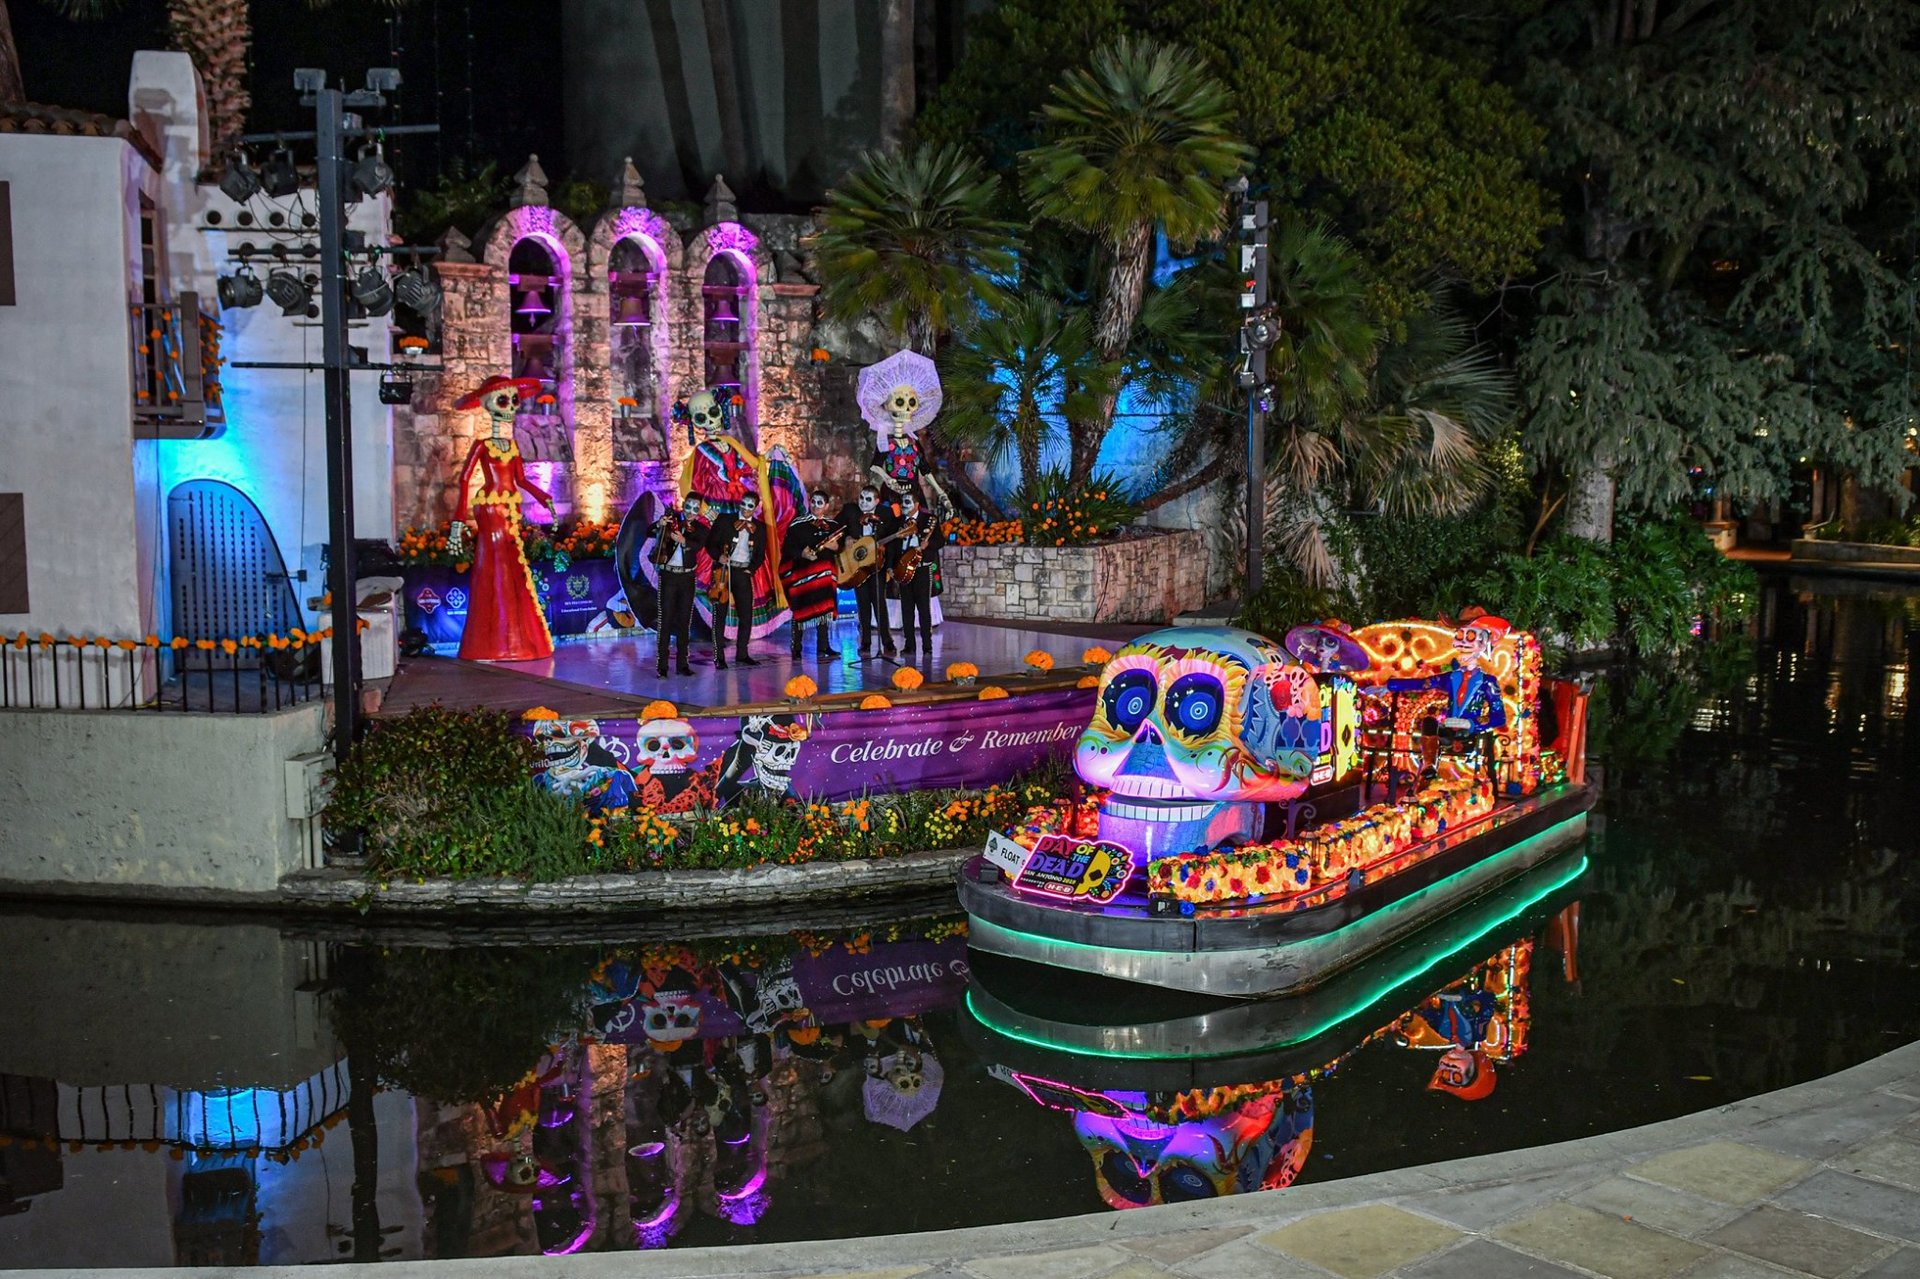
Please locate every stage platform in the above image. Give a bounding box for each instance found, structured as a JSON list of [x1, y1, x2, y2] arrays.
[[378, 618, 1150, 719]]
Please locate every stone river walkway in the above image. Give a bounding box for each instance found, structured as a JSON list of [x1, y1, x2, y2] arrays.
[[19, 1042, 1919, 1279]]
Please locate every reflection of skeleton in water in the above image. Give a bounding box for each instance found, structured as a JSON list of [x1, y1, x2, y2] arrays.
[[715, 712, 815, 806], [532, 717, 637, 815]]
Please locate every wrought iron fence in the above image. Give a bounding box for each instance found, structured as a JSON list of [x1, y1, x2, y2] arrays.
[[0, 635, 329, 713]]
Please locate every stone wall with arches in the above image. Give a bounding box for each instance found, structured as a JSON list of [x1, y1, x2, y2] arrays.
[[389, 165, 879, 534]]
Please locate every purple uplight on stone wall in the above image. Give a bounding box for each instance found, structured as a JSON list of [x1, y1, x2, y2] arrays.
[[704, 222, 758, 257], [614, 206, 671, 247]]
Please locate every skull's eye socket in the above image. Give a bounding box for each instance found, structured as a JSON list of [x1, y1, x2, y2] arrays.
[[1159, 1164, 1218, 1203], [643, 737, 661, 752], [1099, 1151, 1155, 1205], [1103, 671, 1158, 734], [669, 737, 686, 750], [1164, 673, 1225, 739]]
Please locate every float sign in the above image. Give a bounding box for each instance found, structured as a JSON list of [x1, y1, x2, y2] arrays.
[[983, 830, 1033, 878], [1013, 834, 1133, 904]]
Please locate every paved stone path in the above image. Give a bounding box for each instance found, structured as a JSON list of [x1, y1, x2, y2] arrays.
[[18, 1043, 1918, 1279]]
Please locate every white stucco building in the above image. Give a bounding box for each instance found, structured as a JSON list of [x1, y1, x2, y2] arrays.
[[0, 51, 395, 707]]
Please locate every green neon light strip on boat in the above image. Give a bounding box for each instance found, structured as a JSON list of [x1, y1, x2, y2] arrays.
[[966, 844, 1590, 1063]]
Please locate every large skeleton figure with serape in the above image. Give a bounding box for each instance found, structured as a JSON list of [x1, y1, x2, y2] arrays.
[[674, 387, 808, 639]]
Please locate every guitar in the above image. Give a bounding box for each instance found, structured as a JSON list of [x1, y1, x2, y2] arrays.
[[891, 518, 936, 584], [836, 526, 912, 587]]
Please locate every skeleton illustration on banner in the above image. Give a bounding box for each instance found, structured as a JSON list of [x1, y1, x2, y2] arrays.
[[532, 709, 816, 812], [858, 349, 950, 517], [674, 387, 808, 637]]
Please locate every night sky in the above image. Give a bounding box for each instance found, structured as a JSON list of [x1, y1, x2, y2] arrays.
[[9, 0, 565, 182]]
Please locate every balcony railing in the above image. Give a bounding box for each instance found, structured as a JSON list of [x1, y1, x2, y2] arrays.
[[132, 292, 223, 439]]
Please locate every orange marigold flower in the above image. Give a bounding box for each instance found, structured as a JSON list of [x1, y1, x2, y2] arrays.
[[1024, 650, 1055, 672], [641, 699, 678, 719], [1082, 646, 1112, 665], [219, 639, 239, 655], [194, 639, 217, 651], [784, 675, 818, 700], [891, 666, 925, 691], [945, 661, 978, 680], [978, 685, 1010, 700], [859, 693, 893, 710], [1077, 674, 1099, 688], [169, 636, 190, 650], [522, 706, 560, 721]]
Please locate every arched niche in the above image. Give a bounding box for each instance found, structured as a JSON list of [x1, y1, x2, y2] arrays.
[[480, 205, 588, 519], [688, 222, 771, 439], [586, 205, 684, 520]]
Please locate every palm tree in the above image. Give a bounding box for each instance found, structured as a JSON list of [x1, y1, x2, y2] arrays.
[[937, 293, 1116, 495], [0, 1, 26, 103], [17, 0, 250, 156], [1260, 221, 1506, 584], [812, 141, 1018, 354], [1019, 36, 1249, 482]]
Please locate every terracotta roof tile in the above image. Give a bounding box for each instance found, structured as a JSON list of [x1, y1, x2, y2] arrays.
[[0, 100, 164, 170]]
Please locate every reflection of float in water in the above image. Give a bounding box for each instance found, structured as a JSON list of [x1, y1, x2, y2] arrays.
[[967, 861, 1582, 1210]]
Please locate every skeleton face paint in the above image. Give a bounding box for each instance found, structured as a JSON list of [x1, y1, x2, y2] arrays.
[[859, 492, 878, 513]]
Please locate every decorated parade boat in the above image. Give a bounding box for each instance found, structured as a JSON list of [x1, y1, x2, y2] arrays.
[[959, 615, 1596, 997]]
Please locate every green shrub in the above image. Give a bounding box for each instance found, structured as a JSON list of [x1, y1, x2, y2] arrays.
[[325, 706, 539, 872], [1016, 467, 1140, 546], [1462, 535, 1618, 655], [1235, 571, 1349, 637]]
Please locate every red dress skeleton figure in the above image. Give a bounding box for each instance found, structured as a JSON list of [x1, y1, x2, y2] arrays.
[[450, 375, 555, 662]]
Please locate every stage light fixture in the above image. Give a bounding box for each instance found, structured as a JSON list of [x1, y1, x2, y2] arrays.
[[351, 144, 394, 198], [219, 153, 261, 203], [217, 265, 264, 310], [261, 146, 300, 198], [265, 268, 313, 316], [378, 372, 414, 404], [392, 268, 441, 314], [351, 266, 394, 316]]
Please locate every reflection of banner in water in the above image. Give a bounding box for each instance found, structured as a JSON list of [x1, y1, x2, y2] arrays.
[[595, 937, 969, 1045]]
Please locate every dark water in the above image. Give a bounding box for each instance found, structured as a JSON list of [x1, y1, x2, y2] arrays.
[[2, 579, 1916, 1266]]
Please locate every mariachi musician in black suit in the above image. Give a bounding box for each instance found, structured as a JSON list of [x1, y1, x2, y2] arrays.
[[838, 485, 899, 658], [889, 489, 938, 657], [703, 492, 769, 669], [647, 497, 697, 677]]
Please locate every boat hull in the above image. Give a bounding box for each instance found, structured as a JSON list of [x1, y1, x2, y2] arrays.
[[959, 781, 1596, 998], [961, 844, 1588, 1090]]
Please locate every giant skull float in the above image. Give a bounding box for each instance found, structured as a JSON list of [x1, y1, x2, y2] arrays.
[[1076, 626, 1337, 860]]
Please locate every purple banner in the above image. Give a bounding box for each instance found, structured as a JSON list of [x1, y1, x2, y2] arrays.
[[530, 686, 1092, 810]]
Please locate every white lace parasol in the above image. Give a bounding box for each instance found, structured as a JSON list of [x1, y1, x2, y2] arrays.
[[857, 349, 943, 443]]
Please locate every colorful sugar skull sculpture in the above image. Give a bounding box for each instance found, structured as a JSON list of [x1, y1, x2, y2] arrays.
[[1075, 626, 1326, 859]]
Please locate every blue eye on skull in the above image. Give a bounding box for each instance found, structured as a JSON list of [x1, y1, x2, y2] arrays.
[[1164, 673, 1225, 738], [1103, 671, 1158, 733]]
